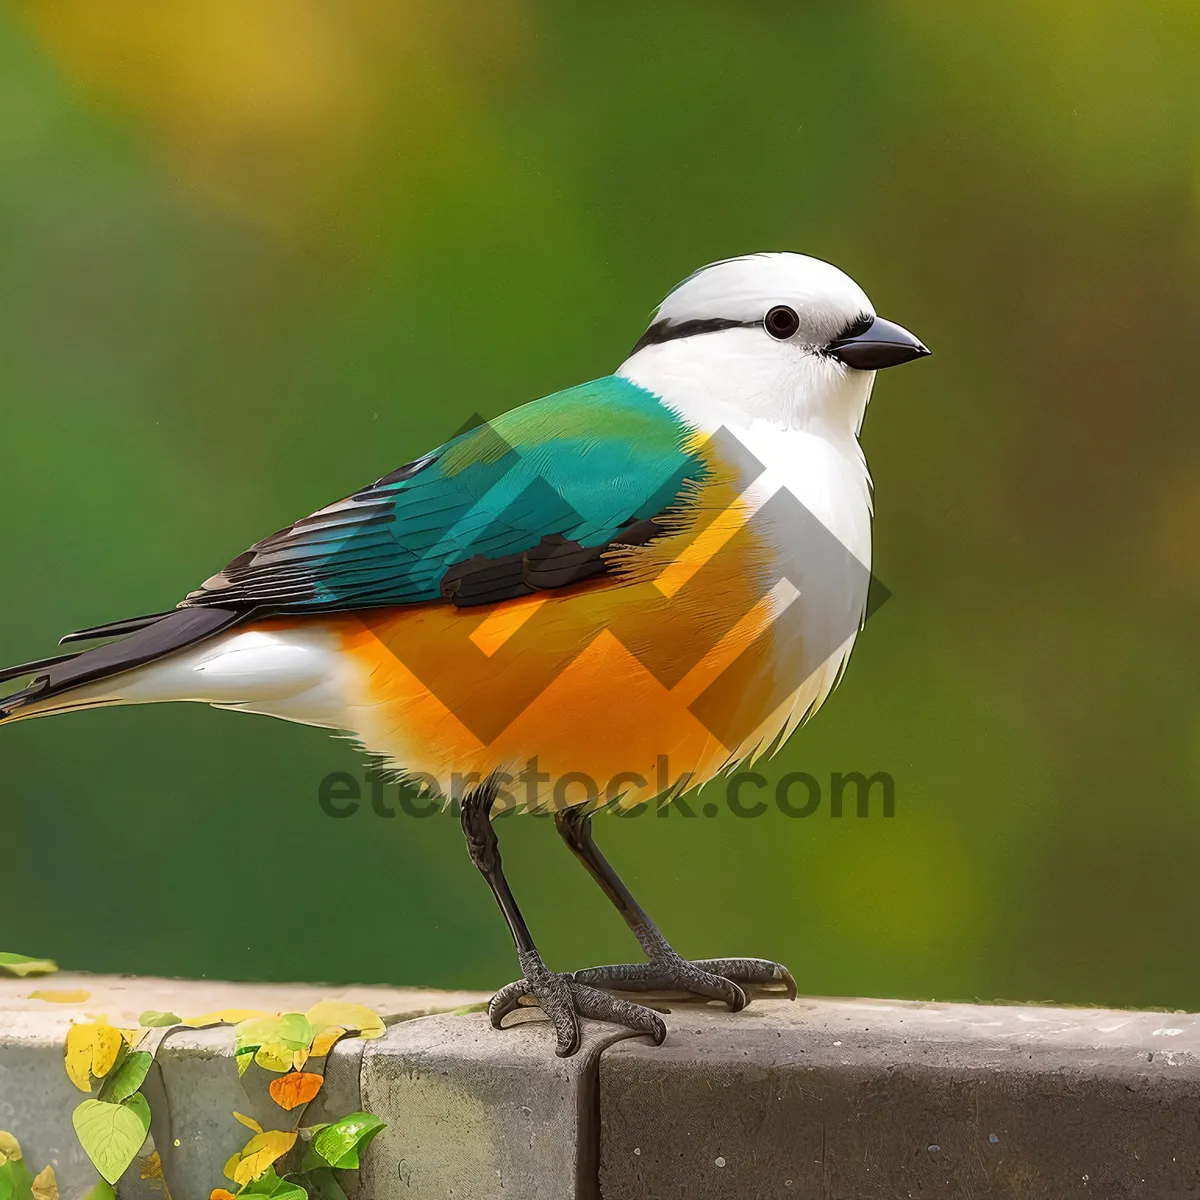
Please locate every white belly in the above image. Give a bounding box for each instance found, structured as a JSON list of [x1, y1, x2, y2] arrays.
[[716, 420, 874, 756]]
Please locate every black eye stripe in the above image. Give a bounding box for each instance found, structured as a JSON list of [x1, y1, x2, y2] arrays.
[[631, 308, 873, 355], [629, 317, 757, 356]]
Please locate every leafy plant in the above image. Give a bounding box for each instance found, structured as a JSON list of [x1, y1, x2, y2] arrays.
[[211, 1004, 387, 1198], [221, 1122, 297, 1188], [300, 1113, 386, 1172], [61, 1001, 389, 1197], [0, 1129, 60, 1200], [71, 1098, 151, 1187], [63, 1022, 156, 1186]]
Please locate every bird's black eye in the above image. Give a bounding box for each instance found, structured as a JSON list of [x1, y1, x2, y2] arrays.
[[764, 305, 800, 340]]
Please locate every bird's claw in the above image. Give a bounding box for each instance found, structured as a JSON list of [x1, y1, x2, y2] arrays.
[[489, 949, 667, 1057], [573, 954, 797, 1007], [688, 956, 798, 1001]]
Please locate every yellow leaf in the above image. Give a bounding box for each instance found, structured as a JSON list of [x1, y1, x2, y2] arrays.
[[64, 1021, 124, 1091], [119, 1028, 146, 1050], [65, 1024, 97, 1092], [231, 1130, 297, 1185], [232, 1112, 263, 1135], [292, 1047, 309, 1071], [308, 1028, 345, 1058], [268, 1071, 323, 1111], [30, 990, 91, 1004], [182, 1008, 269, 1028], [31, 1165, 59, 1200], [305, 1001, 385, 1040], [91, 1024, 124, 1078], [254, 1042, 295, 1073], [0, 1129, 22, 1162]]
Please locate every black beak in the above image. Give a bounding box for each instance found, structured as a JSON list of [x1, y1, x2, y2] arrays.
[[828, 317, 930, 371]]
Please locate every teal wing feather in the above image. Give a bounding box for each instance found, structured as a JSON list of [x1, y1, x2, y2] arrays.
[[185, 376, 704, 612]]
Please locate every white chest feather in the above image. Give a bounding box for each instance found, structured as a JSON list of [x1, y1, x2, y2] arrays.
[[619, 335, 876, 754]]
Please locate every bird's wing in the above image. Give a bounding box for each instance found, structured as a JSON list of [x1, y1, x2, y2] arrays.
[[0, 376, 708, 718], [184, 375, 706, 613]]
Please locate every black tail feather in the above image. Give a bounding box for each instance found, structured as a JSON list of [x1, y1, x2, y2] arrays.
[[58, 611, 175, 645], [1, 606, 254, 720], [0, 650, 83, 686]]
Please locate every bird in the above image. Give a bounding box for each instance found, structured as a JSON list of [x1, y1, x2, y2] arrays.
[[0, 252, 928, 1056]]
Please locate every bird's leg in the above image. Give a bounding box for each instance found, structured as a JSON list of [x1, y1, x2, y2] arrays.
[[459, 776, 666, 1057], [552, 807, 797, 1008]]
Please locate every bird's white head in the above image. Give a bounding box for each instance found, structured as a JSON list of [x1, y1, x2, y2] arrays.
[[618, 252, 929, 437]]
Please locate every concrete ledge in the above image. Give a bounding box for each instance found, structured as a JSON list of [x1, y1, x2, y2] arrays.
[[359, 1009, 641, 1198], [0, 974, 488, 1198], [4, 976, 1200, 1198], [598, 997, 1200, 1198]]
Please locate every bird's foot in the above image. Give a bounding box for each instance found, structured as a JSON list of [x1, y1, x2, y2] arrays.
[[489, 948, 667, 1058], [573, 953, 797, 1010]]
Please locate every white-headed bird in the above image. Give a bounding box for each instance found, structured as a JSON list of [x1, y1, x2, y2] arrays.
[[0, 253, 927, 1055]]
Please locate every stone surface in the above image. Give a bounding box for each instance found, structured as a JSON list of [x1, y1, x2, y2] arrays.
[[7, 978, 1200, 1199], [598, 997, 1200, 1199], [0, 1020, 102, 1197], [359, 1008, 643, 1200], [0, 971, 487, 1028]]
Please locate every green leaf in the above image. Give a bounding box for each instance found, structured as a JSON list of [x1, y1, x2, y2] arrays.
[[101, 1040, 130, 1087], [236, 1167, 308, 1198], [82, 1183, 117, 1200], [307, 1166, 351, 1200], [99, 1052, 153, 1103], [298, 1124, 328, 1173], [124, 1092, 151, 1129], [260, 1180, 308, 1200], [310, 1112, 385, 1170], [0, 1154, 35, 1199], [0, 952, 57, 978], [234, 1013, 313, 1058], [275, 1012, 314, 1049], [72, 1096, 151, 1184], [137, 1011, 180, 1028]]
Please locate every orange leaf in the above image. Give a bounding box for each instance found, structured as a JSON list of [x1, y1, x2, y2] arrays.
[[268, 1071, 323, 1111], [309, 1027, 345, 1058], [211, 1191, 236, 1200]]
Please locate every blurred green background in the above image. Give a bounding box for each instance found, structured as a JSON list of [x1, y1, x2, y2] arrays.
[[3, 1, 1199, 1011]]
